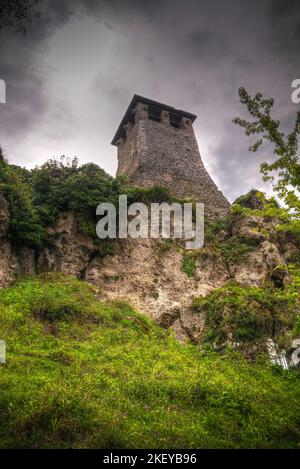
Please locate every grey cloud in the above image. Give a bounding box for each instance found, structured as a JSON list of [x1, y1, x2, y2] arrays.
[[269, 0, 300, 65], [0, 0, 78, 145], [0, 0, 298, 200], [183, 30, 223, 60]]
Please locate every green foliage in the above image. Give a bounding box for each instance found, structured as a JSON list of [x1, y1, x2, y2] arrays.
[[126, 185, 173, 205], [232, 190, 288, 222], [182, 252, 197, 277], [233, 88, 300, 237], [31, 157, 116, 229], [0, 274, 300, 448], [204, 216, 229, 243], [231, 189, 300, 249], [286, 265, 300, 337], [219, 236, 255, 264], [202, 214, 255, 265], [191, 283, 298, 346], [233, 189, 274, 210], [0, 149, 43, 247], [0, 152, 180, 248], [1, 154, 120, 245], [287, 251, 300, 267]]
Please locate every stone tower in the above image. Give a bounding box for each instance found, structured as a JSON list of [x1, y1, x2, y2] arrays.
[[112, 95, 229, 217]]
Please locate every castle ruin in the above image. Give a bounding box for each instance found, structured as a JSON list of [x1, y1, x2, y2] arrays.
[[112, 95, 229, 217]]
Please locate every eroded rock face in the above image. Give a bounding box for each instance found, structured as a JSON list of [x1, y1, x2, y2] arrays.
[[38, 212, 99, 278], [0, 194, 36, 286], [85, 238, 229, 336], [230, 212, 278, 244], [0, 194, 10, 238], [0, 196, 297, 343], [229, 212, 290, 288], [233, 250, 269, 286], [83, 213, 292, 342], [0, 241, 36, 287]]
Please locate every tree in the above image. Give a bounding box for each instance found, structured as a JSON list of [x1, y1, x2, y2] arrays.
[[0, 147, 43, 247], [0, 0, 42, 34], [233, 87, 300, 234]]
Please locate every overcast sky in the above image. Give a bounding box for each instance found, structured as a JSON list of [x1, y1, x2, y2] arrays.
[[0, 0, 299, 202]]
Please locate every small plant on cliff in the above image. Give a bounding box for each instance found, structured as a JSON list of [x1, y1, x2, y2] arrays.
[[126, 185, 173, 205], [182, 252, 197, 277], [219, 236, 255, 264], [231, 190, 291, 228]]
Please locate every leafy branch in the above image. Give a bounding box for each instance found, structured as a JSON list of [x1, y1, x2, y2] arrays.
[[233, 87, 300, 224]]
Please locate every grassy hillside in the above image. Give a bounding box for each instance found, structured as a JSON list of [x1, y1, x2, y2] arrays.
[[0, 274, 299, 448]]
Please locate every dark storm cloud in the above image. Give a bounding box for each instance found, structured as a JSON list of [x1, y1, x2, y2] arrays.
[[270, 0, 300, 59], [183, 30, 230, 61], [83, 0, 166, 19], [0, 0, 298, 200], [0, 0, 77, 145], [0, 0, 163, 143]]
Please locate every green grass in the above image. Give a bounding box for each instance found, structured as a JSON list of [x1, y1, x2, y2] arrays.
[[0, 274, 299, 448], [182, 253, 197, 277]]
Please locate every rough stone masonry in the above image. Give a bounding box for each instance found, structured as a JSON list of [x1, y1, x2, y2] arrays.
[[112, 95, 230, 217]]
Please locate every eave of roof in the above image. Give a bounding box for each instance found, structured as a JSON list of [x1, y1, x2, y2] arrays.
[[111, 95, 197, 146]]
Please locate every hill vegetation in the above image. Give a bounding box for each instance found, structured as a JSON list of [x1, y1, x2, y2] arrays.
[[0, 149, 173, 246], [0, 274, 299, 448]]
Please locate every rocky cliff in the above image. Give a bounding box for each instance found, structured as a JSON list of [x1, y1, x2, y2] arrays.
[[1, 190, 298, 349]]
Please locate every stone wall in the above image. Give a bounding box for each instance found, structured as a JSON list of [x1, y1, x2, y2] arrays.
[[116, 102, 230, 217]]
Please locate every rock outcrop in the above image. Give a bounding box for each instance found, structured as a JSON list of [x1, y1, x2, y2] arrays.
[[0, 193, 35, 287], [0, 190, 296, 344]]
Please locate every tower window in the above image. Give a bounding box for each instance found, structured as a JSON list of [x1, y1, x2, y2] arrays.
[[169, 112, 181, 128], [148, 105, 161, 123]]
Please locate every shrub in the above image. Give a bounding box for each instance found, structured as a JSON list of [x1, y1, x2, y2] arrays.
[[126, 185, 173, 205], [0, 150, 43, 247], [219, 236, 255, 264], [0, 153, 178, 247], [182, 252, 197, 277]]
